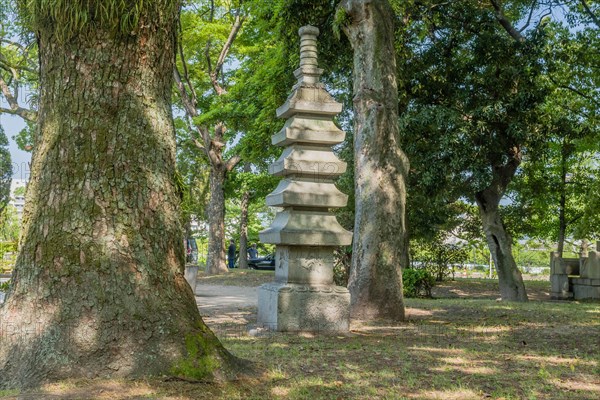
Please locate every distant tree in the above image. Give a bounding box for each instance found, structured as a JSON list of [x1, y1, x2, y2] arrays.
[[411, 236, 469, 282], [505, 20, 600, 255], [398, 0, 557, 301], [174, 0, 245, 274]]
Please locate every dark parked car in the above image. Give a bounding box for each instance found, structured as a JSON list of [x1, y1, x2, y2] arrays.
[[248, 254, 275, 270]]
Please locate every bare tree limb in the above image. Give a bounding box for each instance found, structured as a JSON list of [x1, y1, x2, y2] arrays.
[[174, 68, 221, 164], [0, 74, 37, 122], [177, 19, 198, 106], [173, 68, 199, 118], [518, 0, 538, 32], [204, 40, 214, 80], [225, 155, 242, 172], [489, 0, 526, 42], [173, 2, 246, 170], [192, 138, 206, 152], [210, 15, 245, 95]]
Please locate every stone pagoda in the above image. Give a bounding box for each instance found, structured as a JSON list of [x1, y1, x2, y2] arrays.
[[257, 25, 353, 332]]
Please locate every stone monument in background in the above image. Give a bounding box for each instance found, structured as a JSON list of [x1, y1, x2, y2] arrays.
[[550, 241, 600, 300], [257, 25, 353, 332]]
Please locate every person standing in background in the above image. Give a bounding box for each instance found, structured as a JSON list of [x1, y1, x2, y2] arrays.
[[227, 239, 236, 269], [248, 243, 258, 260]]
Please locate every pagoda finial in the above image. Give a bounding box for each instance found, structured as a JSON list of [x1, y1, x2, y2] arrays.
[[294, 25, 323, 85]]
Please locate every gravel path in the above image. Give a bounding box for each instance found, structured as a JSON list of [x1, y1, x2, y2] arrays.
[[194, 284, 259, 334], [194, 284, 258, 314]]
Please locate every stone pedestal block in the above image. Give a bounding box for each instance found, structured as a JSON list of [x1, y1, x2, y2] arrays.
[[274, 246, 335, 285], [580, 251, 600, 279], [550, 252, 561, 274], [550, 274, 572, 300], [184, 264, 199, 293], [258, 282, 350, 332], [572, 278, 600, 300]]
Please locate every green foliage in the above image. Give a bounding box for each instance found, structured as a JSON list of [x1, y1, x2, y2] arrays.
[[12, 186, 24, 197], [332, 7, 349, 40], [0, 126, 11, 215], [0, 279, 10, 292], [402, 267, 435, 298], [18, 0, 179, 39], [14, 120, 36, 151], [411, 237, 469, 282], [333, 246, 351, 287], [226, 0, 352, 168], [504, 21, 600, 246], [224, 193, 275, 254], [512, 241, 552, 269], [0, 205, 21, 243], [1, 1, 39, 124], [397, 1, 599, 260], [400, 1, 549, 226], [0, 240, 16, 256]]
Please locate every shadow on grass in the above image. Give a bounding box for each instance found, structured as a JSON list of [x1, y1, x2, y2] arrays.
[[5, 291, 599, 399]]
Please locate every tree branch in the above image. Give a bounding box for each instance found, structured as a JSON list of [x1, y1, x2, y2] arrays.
[[549, 76, 600, 107], [489, 0, 526, 42], [0, 74, 37, 122], [518, 0, 538, 32], [191, 138, 206, 152], [580, 0, 600, 28], [174, 68, 218, 164], [173, 68, 199, 118], [210, 15, 245, 95], [177, 19, 198, 106], [0, 56, 37, 75], [225, 155, 242, 172]]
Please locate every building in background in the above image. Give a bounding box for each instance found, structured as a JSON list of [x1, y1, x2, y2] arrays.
[[9, 179, 27, 219]]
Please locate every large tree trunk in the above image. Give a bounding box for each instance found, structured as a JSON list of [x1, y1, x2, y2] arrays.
[[0, 4, 236, 389], [557, 191, 567, 257], [342, 0, 410, 321], [557, 141, 569, 257], [238, 190, 251, 269], [475, 163, 528, 302], [205, 166, 228, 274]]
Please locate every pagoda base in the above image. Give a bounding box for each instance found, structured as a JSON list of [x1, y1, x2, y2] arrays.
[[257, 282, 350, 332]]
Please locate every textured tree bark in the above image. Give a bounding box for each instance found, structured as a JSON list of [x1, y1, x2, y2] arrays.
[[0, 4, 237, 389], [475, 163, 528, 302], [557, 142, 569, 257], [238, 190, 251, 270], [206, 166, 228, 274], [341, 0, 410, 320]]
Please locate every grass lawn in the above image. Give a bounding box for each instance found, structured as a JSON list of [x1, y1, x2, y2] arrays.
[[2, 274, 599, 399]]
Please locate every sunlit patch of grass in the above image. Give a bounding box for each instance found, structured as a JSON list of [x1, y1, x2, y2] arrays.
[[267, 364, 288, 380], [3, 279, 597, 399], [410, 388, 482, 400]]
